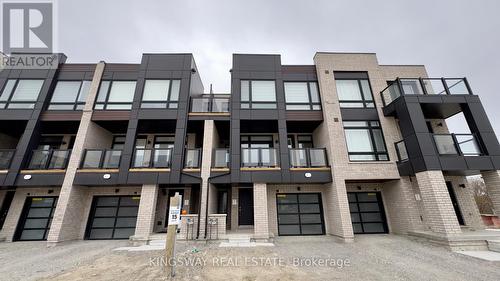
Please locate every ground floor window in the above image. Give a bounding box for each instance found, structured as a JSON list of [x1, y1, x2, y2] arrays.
[[276, 193, 325, 235], [347, 192, 388, 234]]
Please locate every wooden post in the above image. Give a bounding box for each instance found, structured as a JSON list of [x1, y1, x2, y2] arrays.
[[165, 192, 181, 277]]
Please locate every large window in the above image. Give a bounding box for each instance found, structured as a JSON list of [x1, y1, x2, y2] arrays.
[[241, 80, 276, 109], [343, 121, 388, 161], [141, 79, 180, 109], [0, 79, 44, 109], [284, 82, 321, 110], [94, 81, 136, 110], [48, 81, 91, 110], [336, 79, 374, 108]]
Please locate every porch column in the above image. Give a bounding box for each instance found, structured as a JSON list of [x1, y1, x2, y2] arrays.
[[481, 170, 500, 215], [415, 171, 461, 235], [133, 184, 159, 241], [253, 183, 269, 239], [324, 178, 354, 241], [198, 120, 215, 239]]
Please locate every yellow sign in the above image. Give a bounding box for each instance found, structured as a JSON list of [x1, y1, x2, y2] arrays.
[[32, 198, 43, 201], [132, 196, 140, 200], [277, 194, 287, 198], [367, 193, 376, 196]]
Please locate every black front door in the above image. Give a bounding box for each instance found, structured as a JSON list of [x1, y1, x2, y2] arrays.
[[446, 181, 465, 225], [238, 188, 254, 225]]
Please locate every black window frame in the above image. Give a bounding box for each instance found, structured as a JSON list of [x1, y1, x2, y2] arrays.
[[14, 196, 58, 241], [284, 81, 322, 111], [94, 80, 137, 110], [240, 80, 277, 109], [47, 80, 92, 111], [0, 79, 45, 110], [276, 193, 326, 236], [335, 78, 375, 108], [140, 79, 181, 109], [343, 120, 389, 162]]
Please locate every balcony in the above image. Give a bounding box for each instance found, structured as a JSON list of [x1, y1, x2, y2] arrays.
[[433, 134, 482, 156], [212, 148, 230, 169], [0, 149, 15, 170], [190, 96, 230, 113], [241, 148, 279, 168], [381, 78, 472, 106], [80, 149, 122, 169], [132, 148, 172, 169], [289, 148, 329, 168], [27, 149, 72, 170], [184, 148, 201, 169]]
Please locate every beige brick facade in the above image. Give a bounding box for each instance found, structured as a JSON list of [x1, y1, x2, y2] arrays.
[[481, 170, 500, 216], [133, 184, 158, 240], [253, 183, 269, 239]]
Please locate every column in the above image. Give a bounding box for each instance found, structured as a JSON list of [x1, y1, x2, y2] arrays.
[[324, 179, 354, 241], [415, 171, 461, 235], [198, 120, 215, 238], [253, 183, 269, 240], [481, 170, 500, 216], [133, 184, 159, 241]]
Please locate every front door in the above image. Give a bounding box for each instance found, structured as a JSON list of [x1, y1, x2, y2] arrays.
[[446, 181, 465, 225], [238, 188, 254, 226]]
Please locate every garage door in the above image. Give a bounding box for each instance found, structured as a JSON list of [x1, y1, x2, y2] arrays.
[[276, 193, 325, 235], [85, 196, 140, 240], [14, 197, 58, 241], [348, 192, 388, 234]]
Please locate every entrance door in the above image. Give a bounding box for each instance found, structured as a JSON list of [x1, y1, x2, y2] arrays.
[[238, 188, 254, 226], [446, 181, 465, 225], [348, 192, 388, 234], [14, 197, 58, 241], [165, 189, 184, 227]]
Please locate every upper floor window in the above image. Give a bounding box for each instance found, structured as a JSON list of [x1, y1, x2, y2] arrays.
[[343, 121, 388, 161], [241, 80, 276, 109], [48, 81, 91, 110], [94, 81, 136, 110], [336, 79, 374, 108], [141, 79, 180, 109], [284, 82, 321, 110], [0, 79, 44, 109]]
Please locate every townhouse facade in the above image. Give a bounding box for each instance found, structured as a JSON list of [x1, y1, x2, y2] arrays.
[[0, 52, 498, 246]]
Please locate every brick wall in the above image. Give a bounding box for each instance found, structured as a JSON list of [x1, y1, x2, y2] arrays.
[[133, 184, 158, 240], [446, 176, 483, 228], [481, 170, 500, 216], [206, 214, 227, 240], [253, 183, 269, 239]]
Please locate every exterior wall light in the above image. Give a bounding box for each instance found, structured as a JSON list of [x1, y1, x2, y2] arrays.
[[23, 175, 32, 180]]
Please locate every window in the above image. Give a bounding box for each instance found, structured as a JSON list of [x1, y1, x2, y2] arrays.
[[94, 81, 136, 110], [48, 81, 91, 110], [141, 80, 180, 109], [343, 121, 388, 161], [111, 136, 126, 150], [241, 80, 276, 109], [284, 82, 321, 110], [287, 134, 313, 148], [0, 79, 44, 109], [336, 79, 374, 108]]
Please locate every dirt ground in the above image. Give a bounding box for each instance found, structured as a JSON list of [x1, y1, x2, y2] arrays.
[[2, 235, 500, 281]]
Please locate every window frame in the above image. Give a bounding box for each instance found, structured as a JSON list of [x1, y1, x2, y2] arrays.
[[335, 78, 375, 108], [343, 121, 389, 161], [48, 80, 91, 111], [0, 79, 45, 109], [94, 80, 137, 110], [140, 79, 181, 109], [240, 80, 277, 109], [284, 81, 322, 111]]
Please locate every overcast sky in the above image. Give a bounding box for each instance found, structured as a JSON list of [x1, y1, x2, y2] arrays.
[[57, 0, 500, 134]]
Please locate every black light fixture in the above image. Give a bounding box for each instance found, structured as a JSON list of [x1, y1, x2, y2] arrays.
[[115, 188, 120, 193], [48, 189, 54, 194], [297, 186, 301, 191], [357, 186, 362, 190]]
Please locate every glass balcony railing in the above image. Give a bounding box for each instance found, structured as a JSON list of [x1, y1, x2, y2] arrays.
[[241, 148, 279, 168], [433, 134, 482, 156], [184, 148, 201, 169], [27, 149, 72, 170], [0, 149, 15, 169], [81, 149, 122, 169], [289, 148, 328, 168], [381, 77, 473, 106], [190, 96, 230, 113], [213, 148, 230, 168], [394, 140, 409, 162], [132, 148, 172, 168]]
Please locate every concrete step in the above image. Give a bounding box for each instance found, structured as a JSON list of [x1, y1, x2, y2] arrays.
[[228, 238, 251, 243], [487, 240, 500, 253], [148, 239, 166, 246]]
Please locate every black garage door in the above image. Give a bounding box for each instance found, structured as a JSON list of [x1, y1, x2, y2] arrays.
[[85, 196, 140, 240], [277, 193, 325, 235], [348, 192, 388, 234], [14, 197, 58, 241]]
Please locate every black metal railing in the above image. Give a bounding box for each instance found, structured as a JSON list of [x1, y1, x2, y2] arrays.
[[394, 140, 409, 162], [81, 149, 122, 169], [0, 149, 15, 169], [381, 77, 473, 106], [132, 148, 173, 168], [289, 148, 329, 168], [184, 148, 202, 169], [213, 148, 230, 168], [433, 133, 482, 156], [27, 149, 72, 170], [190, 96, 230, 113], [241, 148, 279, 168]]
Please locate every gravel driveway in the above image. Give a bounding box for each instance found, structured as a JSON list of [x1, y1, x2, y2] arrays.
[[1, 235, 499, 281]]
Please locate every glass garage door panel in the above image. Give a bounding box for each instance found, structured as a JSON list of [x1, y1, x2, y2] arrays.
[[276, 193, 325, 236], [15, 197, 58, 241], [86, 196, 140, 240], [347, 192, 388, 234]]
